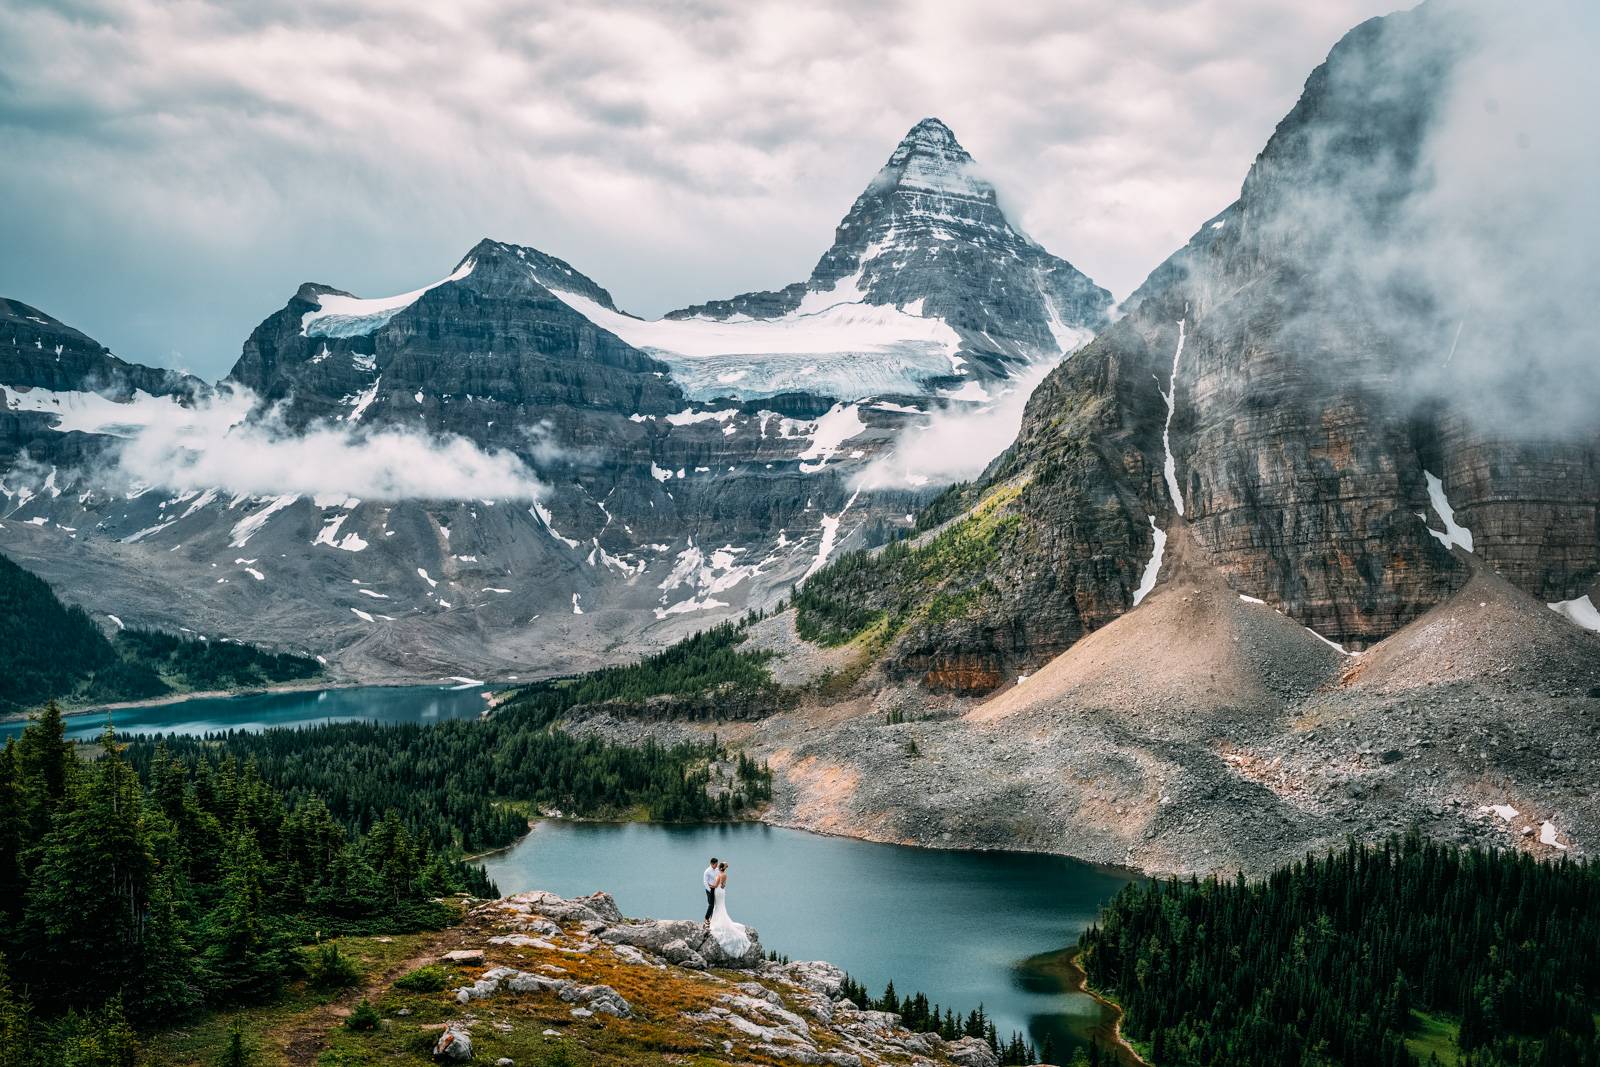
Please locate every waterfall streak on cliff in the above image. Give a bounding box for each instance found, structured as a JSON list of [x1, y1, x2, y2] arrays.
[[1159, 320, 1186, 515]]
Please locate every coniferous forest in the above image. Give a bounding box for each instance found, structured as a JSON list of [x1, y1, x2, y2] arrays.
[[0, 704, 489, 1060], [1079, 834, 1600, 1067], [0, 694, 774, 1061], [837, 973, 1041, 1065], [131, 715, 773, 857]]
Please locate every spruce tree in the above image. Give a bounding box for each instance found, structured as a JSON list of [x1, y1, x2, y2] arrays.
[[200, 827, 289, 1002]]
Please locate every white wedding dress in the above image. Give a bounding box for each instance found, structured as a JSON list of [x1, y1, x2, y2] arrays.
[[708, 884, 751, 956]]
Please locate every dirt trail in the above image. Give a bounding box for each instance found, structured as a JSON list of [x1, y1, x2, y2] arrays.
[[279, 931, 456, 1066]]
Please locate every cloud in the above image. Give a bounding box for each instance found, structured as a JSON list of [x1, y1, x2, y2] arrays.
[[59, 385, 546, 500], [852, 358, 1063, 490], [0, 0, 1399, 377], [1234, 0, 1600, 439]]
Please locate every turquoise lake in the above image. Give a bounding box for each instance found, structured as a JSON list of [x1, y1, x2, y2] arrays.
[[481, 819, 1139, 1058], [0, 684, 494, 741]]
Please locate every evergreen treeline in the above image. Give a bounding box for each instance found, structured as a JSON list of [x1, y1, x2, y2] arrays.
[[115, 627, 321, 693], [0, 550, 319, 713], [496, 621, 777, 724], [1079, 834, 1600, 1066], [838, 974, 1039, 1065], [0, 704, 489, 1058], [127, 713, 774, 856]]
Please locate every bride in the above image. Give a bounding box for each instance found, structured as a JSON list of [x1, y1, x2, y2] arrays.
[[707, 861, 751, 956]]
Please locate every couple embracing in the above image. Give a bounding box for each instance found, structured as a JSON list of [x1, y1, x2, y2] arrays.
[[701, 856, 751, 956]]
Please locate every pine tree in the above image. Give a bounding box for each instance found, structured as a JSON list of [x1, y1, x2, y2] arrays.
[[15, 700, 71, 839], [17, 729, 192, 1017], [0, 743, 26, 935], [200, 827, 290, 1002], [0, 953, 31, 1067]]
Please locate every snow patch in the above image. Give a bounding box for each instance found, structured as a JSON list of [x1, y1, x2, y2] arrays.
[[342, 375, 381, 423], [229, 494, 299, 547], [547, 284, 962, 402], [803, 490, 860, 580], [1158, 319, 1186, 514], [312, 512, 369, 552], [796, 404, 866, 473], [531, 500, 580, 548], [1548, 595, 1600, 632], [301, 258, 475, 338], [123, 520, 176, 543], [1423, 471, 1473, 552], [1132, 516, 1166, 606]]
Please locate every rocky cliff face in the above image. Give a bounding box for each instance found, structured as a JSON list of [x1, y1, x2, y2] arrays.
[[807, 3, 1597, 692]]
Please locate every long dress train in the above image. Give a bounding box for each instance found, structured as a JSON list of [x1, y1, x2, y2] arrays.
[[708, 884, 751, 956]]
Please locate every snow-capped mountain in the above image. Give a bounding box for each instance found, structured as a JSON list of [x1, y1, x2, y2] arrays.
[[0, 119, 1110, 678], [0, 298, 201, 468], [656, 117, 1111, 400]]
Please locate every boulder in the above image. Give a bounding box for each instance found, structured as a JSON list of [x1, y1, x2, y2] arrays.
[[557, 982, 632, 1018], [944, 1036, 999, 1067], [571, 891, 624, 922], [599, 918, 703, 953], [694, 925, 765, 969], [659, 939, 707, 970], [441, 948, 484, 965], [432, 1025, 473, 1062], [778, 960, 846, 997]]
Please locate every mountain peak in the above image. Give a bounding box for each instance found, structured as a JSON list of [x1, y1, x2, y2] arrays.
[[882, 117, 984, 198], [900, 116, 960, 148]]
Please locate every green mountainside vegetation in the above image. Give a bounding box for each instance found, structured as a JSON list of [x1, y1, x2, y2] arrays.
[[793, 481, 1022, 646], [135, 721, 772, 857], [494, 620, 780, 723]]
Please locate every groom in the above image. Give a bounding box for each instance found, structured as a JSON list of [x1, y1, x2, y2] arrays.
[[703, 856, 719, 928]]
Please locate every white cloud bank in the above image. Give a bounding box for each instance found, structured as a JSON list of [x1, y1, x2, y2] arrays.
[[22, 385, 545, 501], [852, 357, 1060, 490]]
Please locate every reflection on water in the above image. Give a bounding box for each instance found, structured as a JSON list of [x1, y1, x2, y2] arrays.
[[0, 684, 494, 742], [482, 819, 1140, 1058]]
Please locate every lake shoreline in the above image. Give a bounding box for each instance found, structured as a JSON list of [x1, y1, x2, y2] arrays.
[[0, 677, 359, 725], [475, 812, 1150, 883], [1060, 948, 1151, 1067]]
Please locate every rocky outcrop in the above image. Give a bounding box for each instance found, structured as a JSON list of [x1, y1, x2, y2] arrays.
[[0, 298, 201, 467], [419, 890, 995, 1066]]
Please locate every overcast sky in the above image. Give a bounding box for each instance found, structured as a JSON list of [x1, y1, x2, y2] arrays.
[[0, 0, 1399, 378]]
